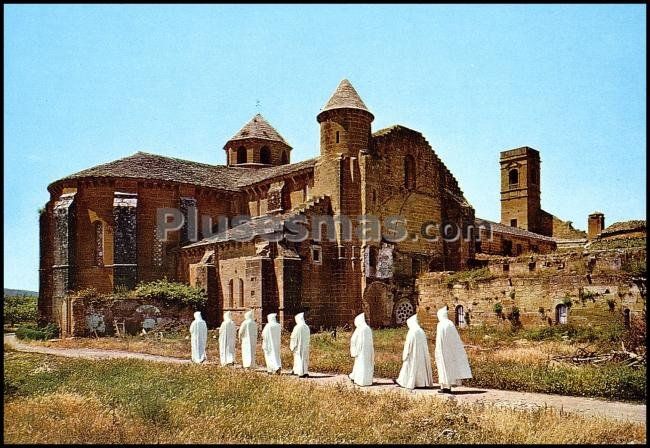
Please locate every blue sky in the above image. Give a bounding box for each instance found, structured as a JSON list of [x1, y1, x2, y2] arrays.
[[4, 5, 646, 291]]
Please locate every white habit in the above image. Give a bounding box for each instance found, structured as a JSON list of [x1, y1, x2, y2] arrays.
[[189, 311, 207, 364], [262, 313, 282, 373], [349, 313, 374, 386], [434, 307, 472, 388], [238, 310, 258, 368], [289, 312, 310, 376], [218, 311, 236, 366], [396, 314, 434, 389]]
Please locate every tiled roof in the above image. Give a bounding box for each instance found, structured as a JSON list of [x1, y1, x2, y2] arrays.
[[236, 157, 317, 188], [184, 196, 329, 248], [475, 218, 556, 242], [228, 114, 289, 145], [52, 152, 317, 192], [319, 79, 372, 115]]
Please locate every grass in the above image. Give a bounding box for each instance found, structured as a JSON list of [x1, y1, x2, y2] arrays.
[[19, 321, 646, 402], [3, 351, 646, 444]]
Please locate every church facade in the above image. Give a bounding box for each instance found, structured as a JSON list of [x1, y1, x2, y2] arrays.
[[39, 79, 560, 331]]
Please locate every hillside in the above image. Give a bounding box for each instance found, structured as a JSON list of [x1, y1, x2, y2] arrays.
[[4, 288, 38, 297]]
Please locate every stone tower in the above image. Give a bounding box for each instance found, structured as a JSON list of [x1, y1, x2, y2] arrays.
[[500, 147, 542, 233], [224, 114, 292, 167], [311, 79, 374, 324], [588, 212, 605, 240], [313, 79, 374, 227]]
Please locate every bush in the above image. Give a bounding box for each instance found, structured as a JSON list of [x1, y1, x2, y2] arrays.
[[493, 302, 503, 315], [134, 279, 207, 307], [16, 323, 59, 341], [3, 295, 38, 326]]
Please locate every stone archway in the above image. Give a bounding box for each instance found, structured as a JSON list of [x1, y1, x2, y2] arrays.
[[362, 282, 394, 328]]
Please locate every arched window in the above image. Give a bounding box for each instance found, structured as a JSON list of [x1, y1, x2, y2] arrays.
[[237, 146, 247, 164], [94, 221, 104, 266], [228, 279, 234, 308], [260, 146, 271, 164], [555, 304, 568, 324], [404, 154, 416, 190], [238, 278, 244, 307], [280, 150, 289, 165], [455, 305, 465, 326], [509, 169, 519, 186]]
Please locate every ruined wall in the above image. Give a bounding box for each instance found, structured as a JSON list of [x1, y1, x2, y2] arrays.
[[479, 247, 646, 277], [70, 296, 195, 337], [476, 226, 556, 256], [416, 271, 644, 332]]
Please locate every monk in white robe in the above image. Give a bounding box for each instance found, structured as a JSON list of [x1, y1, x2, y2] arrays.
[[396, 314, 434, 389], [189, 311, 207, 363], [238, 310, 257, 368], [435, 306, 472, 393], [218, 311, 236, 366], [289, 312, 310, 377], [262, 313, 282, 373], [348, 313, 374, 386]]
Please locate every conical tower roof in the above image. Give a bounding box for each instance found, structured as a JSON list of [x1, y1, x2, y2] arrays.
[[228, 114, 289, 145], [319, 79, 373, 117]]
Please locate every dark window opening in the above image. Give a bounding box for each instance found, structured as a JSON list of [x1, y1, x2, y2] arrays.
[[502, 239, 513, 256], [336, 131, 340, 143], [412, 258, 421, 275], [475, 241, 482, 253], [556, 304, 568, 324], [280, 150, 289, 165], [228, 279, 234, 308], [509, 169, 519, 186], [368, 246, 378, 268], [404, 154, 416, 190], [238, 278, 244, 307], [455, 305, 465, 326], [312, 245, 322, 264], [510, 219, 518, 228], [260, 146, 271, 164], [624, 308, 631, 328], [94, 221, 104, 266], [503, 263, 510, 273], [237, 146, 247, 164]]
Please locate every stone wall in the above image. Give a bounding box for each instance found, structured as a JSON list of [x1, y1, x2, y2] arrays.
[[70, 296, 195, 337], [416, 271, 645, 333]]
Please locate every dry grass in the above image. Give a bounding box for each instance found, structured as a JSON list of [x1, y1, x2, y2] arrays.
[[20, 325, 645, 401], [3, 351, 646, 444]]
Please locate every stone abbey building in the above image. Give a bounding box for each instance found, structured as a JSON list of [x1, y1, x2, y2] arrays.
[[40, 79, 583, 331]]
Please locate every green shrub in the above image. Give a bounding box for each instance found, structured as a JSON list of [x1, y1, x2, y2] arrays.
[[134, 279, 207, 307], [15, 323, 59, 341], [493, 302, 503, 315], [3, 295, 38, 326]]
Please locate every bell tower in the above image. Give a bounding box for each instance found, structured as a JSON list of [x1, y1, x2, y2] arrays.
[[500, 147, 542, 232]]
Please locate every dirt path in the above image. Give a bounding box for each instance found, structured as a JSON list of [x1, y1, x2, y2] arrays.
[[4, 333, 646, 424]]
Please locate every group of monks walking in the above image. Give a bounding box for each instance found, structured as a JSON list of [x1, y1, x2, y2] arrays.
[[189, 306, 472, 392]]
